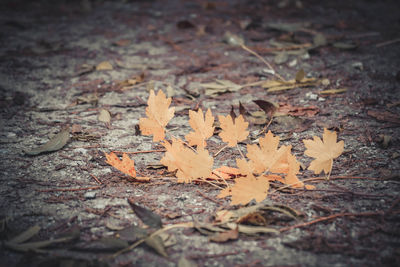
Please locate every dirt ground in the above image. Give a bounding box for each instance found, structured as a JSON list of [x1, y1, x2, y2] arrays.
[[0, 0, 399, 266]]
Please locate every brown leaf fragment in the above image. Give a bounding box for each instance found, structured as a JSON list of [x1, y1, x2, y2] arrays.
[[117, 225, 148, 242], [80, 237, 129, 251], [96, 61, 113, 70], [277, 103, 319, 117], [200, 79, 242, 96], [295, 69, 305, 82], [128, 199, 163, 229], [98, 109, 111, 123], [320, 88, 347, 94], [113, 39, 131, 47], [230, 105, 237, 120], [236, 212, 268, 226], [209, 226, 239, 243], [178, 256, 198, 267], [239, 102, 249, 116], [145, 234, 168, 257], [8, 225, 40, 244], [25, 127, 70, 155], [313, 33, 327, 47], [367, 110, 400, 124], [253, 100, 277, 118], [228, 223, 278, 235]]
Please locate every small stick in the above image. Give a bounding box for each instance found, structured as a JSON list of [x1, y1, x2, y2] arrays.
[[241, 44, 285, 82], [214, 144, 228, 157], [236, 144, 244, 159], [112, 149, 165, 154], [196, 189, 222, 204], [90, 174, 102, 185], [376, 38, 400, 48], [280, 211, 383, 232], [37, 186, 102, 192]]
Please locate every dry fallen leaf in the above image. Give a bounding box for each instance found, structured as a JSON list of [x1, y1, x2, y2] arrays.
[[246, 131, 290, 174], [105, 152, 136, 178], [185, 108, 214, 149], [320, 88, 347, 94], [139, 90, 175, 142], [96, 61, 113, 70], [303, 128, 344, 175], [209, 226, 239, 243], [218, 174, 270, 205], [200, 79, 242, 96], [284, 152, 303, 188], [218, 114, 249, 147], [262, 77, 318, 92], [25, 127, 70, 155], [160, 138, 213, 183], [98, 109, 111, 123], [209, 165, 240, 180]]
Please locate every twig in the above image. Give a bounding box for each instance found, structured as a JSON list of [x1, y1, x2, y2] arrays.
[[211, 171, 230, 188], [236, 144, 244, 159], [280, 211, 383, 232], [376, 38, 400, 48], [310, 175, 382, 181], [270, 175, 382, 194], [90, 174, 102, 185], [37, 186, 102, 192], [386, 197, 400, 215], [111, 222, 193, 258], [214, 144, 228, 157], [195, 178, 223, 190], [196, 189, 223, 204], [241, 44, 285, 82], [112, 149, 165, 154]]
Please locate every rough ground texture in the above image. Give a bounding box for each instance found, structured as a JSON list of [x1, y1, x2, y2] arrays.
[[1, 0, 399, 266]]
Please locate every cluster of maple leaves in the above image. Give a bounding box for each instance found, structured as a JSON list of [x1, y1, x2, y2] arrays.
[[105, 90, 344, 205]]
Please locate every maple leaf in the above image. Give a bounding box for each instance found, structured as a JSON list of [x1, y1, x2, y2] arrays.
[[284, 152, 304, 188], [160, 138, 213, 183], [218, 114, 249, 147], [139, 90, 175, 142], [236, 158, 254, 176], [246, 131, 290, 174], [185, 108, 215, 149], [105, 152, 136, 177], [218, 175, 270, 205], [303, 128, 344, 175]]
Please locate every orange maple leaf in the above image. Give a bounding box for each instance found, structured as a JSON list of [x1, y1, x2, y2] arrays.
[[209, 166, 241, 180], [284, 152, 304, 188], [303, 128, 344, 175], [218, 174, 270, 205], [218, 114, 249, 147], [185, 108, 215, 148], [139, 90, 175, 142], [246, 131, 290, 174], [160, 138, 213, 183], [105, 152, 136, 177]]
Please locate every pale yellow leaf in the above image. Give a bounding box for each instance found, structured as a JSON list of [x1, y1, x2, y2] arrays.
[[218, 114, 249, 147], [185, 108, 214, 148], [139, 90, 175, 142]]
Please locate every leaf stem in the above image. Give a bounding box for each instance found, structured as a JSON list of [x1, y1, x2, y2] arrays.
[[236, 144, 244, 159], [214, 144, 228, 157], [240, 44, 285, 82]]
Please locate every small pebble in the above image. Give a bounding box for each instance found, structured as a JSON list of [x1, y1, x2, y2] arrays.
[[84, 191, 97, 199]]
